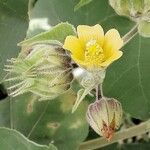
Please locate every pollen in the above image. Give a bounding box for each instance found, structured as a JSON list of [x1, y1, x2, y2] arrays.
[[85, 40, 104, 67]]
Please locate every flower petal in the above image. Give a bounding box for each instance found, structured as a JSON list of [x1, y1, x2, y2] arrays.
[[71, 55, 86, 67], [103, 29, 123, 54], [63, 36, 84, 60], [77, 24, 104, 46], [72, 55, 97, 70], [100, 51, 123, 67]]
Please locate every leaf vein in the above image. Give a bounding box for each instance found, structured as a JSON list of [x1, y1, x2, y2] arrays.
[[137, 36, 149, 103]]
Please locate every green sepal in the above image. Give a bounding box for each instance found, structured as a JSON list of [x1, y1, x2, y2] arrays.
[[72, 70, 106, 113], [72, 87, 93, 113]]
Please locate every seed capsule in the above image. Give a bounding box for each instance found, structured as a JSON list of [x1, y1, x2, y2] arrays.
[[4, 41, 73, 100], [86, 98, 123, 140]]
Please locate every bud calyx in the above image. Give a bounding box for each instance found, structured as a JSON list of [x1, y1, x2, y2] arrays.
[[86, 97, 123, 140], [4, 41, 73, 100]]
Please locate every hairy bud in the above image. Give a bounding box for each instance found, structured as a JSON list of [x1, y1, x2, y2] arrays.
[[86, 98, 123, 140], [4, 41, 73, 100], [109, 0, 150, 22]]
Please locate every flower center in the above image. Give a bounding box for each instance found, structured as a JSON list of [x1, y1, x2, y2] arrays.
[[85, 40, 104, 66]]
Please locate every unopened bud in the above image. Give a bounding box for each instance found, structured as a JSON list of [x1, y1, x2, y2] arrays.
[[109, 0, 150, 22], [86, 97, 122, 140], [4, 41, 73, 100]]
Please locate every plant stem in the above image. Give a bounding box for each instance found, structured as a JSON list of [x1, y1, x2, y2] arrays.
[[95, 84, 104, 100], [95, 85, 99, 101], [122, 24, 138, 46], [100, 84, 103, 98], [79, 120, 150, 150]]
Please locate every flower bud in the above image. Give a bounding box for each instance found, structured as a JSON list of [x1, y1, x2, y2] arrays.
[[138, 20, 150, 37], [4, 41, 73, 100], [109, 0, 150, 22], [86, 98, 122, 140]]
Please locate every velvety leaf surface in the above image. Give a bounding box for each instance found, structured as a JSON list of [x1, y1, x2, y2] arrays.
[[0, 91, 89, 150], [74, 0, 93, 11], [0, 127, 57, 150], [20, 22, 76, 46], [0, 0, 28, 80]]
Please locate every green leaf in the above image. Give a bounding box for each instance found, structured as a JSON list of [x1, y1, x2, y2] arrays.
[[0, 0, 28, 80], [19, 22, 76, 46], [0, 90, 89, 150], [0, 127, 57, 150], [29, 0, 38, 11], [74, 0, 93, 11], [28, 0, 111, 29], [27, 0, 150, 120], [138, 20, 150, 37], [104, 34, 150, 120]]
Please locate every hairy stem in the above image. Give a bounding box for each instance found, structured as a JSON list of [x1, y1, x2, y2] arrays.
[[79, 120, 150, 150], [95, 85, 99, 101], [122, 24, 138, 46], [100, 84, 103, 98], [96, 84, 104, 101]]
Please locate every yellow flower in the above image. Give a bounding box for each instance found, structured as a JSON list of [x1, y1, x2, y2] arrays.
[[63, 24, 123, 71]]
